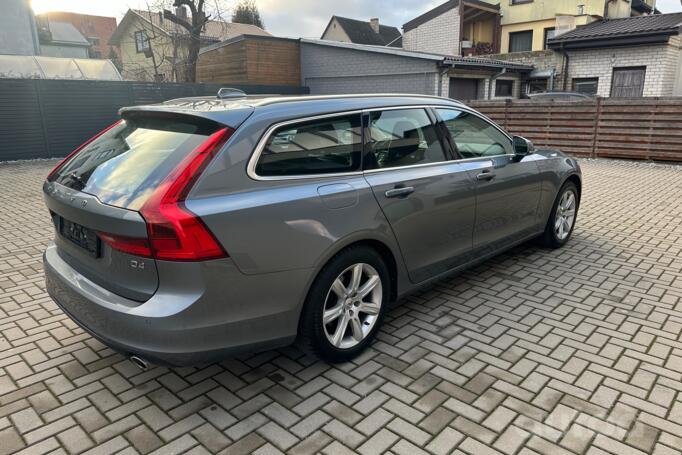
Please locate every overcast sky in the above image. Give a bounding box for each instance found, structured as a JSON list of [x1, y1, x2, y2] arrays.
[[31, 0, 682, 37]]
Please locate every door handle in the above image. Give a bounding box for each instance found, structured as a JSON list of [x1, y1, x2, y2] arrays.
[[385, 186, 415, 198], [476, 171, 496, 181]]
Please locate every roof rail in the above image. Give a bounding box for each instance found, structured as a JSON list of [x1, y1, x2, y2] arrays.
[[217, 88, 247, 99]]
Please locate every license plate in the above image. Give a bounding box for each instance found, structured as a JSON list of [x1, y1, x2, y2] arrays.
[[59, 217, 100, 257]]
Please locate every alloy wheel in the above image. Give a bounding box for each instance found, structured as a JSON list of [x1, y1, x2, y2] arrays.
[[322, 263, 383, 350], [555, 189, 577, 241]]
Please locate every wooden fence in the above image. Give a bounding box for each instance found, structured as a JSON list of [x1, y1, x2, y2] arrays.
[[467, 98, 682, 162]]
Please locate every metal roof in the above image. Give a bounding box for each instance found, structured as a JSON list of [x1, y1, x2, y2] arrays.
[[443, 55, 533, 71], [301, 39, 531, 71], [302, 38, 445, 61], [548, 13, 682, 49], [45, 21, 90, 46]]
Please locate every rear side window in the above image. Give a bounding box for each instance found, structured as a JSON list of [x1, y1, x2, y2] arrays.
[[50, 117, 220, 210], [255, 114, 362, 177], [366, 108, 446, 170]]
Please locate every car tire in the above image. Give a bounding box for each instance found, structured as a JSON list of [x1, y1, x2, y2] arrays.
[[541, 181, 579, 249], [299, 246, 390, 363]]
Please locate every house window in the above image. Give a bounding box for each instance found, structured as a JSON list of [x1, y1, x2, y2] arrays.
[[495, 80, 514, 97], [509, 30, 533, 53], [134, 31, 150, 53], [544, 28, 556, 49], [611, 67, 646, 98], [573, 78, 599, 95]]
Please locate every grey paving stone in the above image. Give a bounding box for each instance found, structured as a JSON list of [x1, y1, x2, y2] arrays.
[[1, 158, 682, 454]]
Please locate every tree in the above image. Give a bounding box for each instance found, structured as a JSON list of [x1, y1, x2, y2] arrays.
[[231, 0, 264, 29], [162, 0, 211, 83]]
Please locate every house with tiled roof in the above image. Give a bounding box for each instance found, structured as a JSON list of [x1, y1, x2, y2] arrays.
[[321, 16, 402, 48], [109, 7, 270, 81], [547, 13, 682, 97]]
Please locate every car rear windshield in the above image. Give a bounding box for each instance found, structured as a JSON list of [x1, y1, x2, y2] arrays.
[[50, 116, 221, 211]]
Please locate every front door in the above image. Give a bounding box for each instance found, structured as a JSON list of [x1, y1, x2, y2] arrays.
[[363, 107, 476, 283], [435, 108, 541, 253], [450, 78, 480, 101]]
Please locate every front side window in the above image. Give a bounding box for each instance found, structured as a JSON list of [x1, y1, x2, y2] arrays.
[[436, 109, 513, 159], [255, 114, 362, 177], [135, 31, 150, 52], [366, 108, 446, 170]]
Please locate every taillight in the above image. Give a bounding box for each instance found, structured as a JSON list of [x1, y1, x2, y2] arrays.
[[47, 120, 123, 181], [139, 127, 233, 261], [98, 232, 152, 258]]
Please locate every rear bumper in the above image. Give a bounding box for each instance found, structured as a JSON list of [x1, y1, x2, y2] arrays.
[[44, 242, 311, 366]]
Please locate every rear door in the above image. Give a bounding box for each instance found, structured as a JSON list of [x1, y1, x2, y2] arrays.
[[362, 107, 476, 283], [435, 108, 541, 252], [44, 115, 224, 302]]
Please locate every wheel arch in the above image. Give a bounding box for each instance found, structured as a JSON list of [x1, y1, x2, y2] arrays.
[[302, 233, 404, 312], [563, 173, 582, 208]]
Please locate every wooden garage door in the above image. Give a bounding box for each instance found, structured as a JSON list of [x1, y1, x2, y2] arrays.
[[611, 67, 646, 98]]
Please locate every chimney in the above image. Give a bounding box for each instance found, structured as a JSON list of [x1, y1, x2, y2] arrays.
[[176, 5, 188, 19], [369, 18, 380, 34]]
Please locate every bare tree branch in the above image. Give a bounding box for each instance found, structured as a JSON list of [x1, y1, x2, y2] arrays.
[[162, 9, 193, 32]]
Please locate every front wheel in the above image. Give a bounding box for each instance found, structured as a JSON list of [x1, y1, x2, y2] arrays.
[[299, 246, 390, 363], [541, 181, 579, 248]]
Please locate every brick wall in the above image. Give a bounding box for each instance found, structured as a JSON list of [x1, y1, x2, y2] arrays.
[[403, 7, 461, 56], [567, 39, 681, 97], [300, 42, 441, 95]]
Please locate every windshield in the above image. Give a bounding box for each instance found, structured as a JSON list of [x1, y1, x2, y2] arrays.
[[51, 117, 220, 210]]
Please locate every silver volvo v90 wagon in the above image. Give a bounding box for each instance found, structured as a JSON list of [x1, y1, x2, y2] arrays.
[[43, 93, 581, 365]]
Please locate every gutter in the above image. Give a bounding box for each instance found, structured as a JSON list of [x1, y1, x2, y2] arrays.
[[547, 30, 677, 51], [443, 59, 533, 72]]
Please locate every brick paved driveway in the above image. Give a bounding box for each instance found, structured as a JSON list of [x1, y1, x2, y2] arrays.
[[1, 159, 681, 455]]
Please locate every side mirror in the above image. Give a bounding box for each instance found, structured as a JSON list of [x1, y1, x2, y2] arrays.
[[513, 136, 535, 157]]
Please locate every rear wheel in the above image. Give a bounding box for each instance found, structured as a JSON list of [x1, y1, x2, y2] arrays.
[[541, 181, 579, 248], [299, 246, 389, 362]]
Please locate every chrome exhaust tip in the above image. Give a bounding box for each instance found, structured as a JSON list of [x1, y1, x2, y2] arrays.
[[129, 355, 149, 371]]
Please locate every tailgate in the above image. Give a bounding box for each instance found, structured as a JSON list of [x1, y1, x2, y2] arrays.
[[43, 182, 158, 302]]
